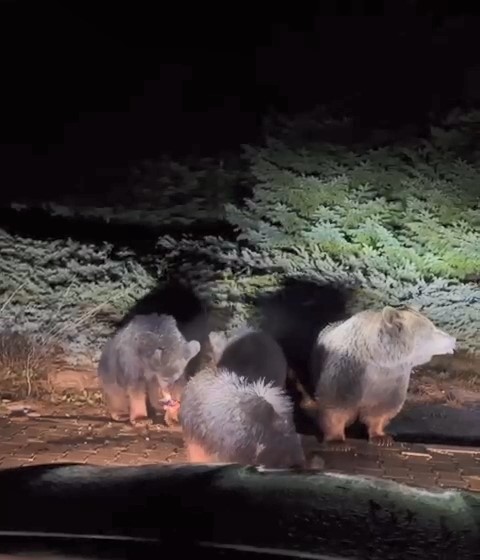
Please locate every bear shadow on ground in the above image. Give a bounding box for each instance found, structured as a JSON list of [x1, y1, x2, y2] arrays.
[[253, 277, 367, 439]]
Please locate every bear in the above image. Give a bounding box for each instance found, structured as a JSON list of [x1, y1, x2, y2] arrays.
[[179, 364, 306, 468], [97, 313, 201, 427], [208, 327, 289, 388], [310, 305, 456, 446]]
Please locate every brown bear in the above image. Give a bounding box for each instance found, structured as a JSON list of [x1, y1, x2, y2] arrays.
[[310, 305, 456, 446], [97, 313, 200, 427], [178, 328, 306, 468]]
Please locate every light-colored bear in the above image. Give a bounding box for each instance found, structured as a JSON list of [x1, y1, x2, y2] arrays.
[[310, 305, 456, 446]]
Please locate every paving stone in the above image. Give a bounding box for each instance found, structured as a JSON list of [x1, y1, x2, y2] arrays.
[[0, 426, 26, 437], [426, 445, 480, 455], [353, 467, 385, 478], [28, 452, 68, 464], [381, 454, 409, 466], [62, 450, 97, 463], [28, 456, 63, 465], [148, 448, 180, 462], [428, 453, 457, 464], [2, 415, 480, 490], [459, 465, 480, 477], [450, 451, 480, 460], [11, 448, 38, 460], [0, 457, 32, 468], [403, 461, 434, 473], [409, 474, 439, 489], [436, 467, 468, 480], [117, 443, 146, 453], [325, 458, 356, 470], [430, 460, 460, 473], [19, 442, 53, 454], [0, 440, 27, 453], [90, 449, 122, 461], [175, 451, 188, 461], [43, 443, 76, 453], [379, 442, 408, 452], [350, 455, 382, 468], [388, 478, 417, 487], [383, 467, 412, 480], [401, 453, 432, 464], [464, 476, 480, 492], [111, 461, 133, 467], [437, 478, 470, 490]]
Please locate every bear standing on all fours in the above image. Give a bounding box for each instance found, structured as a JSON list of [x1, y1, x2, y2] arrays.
[[310, 305, 456, 446], [97, 313, 201, 427]]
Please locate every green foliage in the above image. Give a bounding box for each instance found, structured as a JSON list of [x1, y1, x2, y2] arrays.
[[219, 109, 480, 350], [0, 229, 157, 367], [2, 107, 480, 383], [227, 142, 480, 282]]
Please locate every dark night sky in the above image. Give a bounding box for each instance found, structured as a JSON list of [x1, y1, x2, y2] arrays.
[[1, 1, 479, 199]]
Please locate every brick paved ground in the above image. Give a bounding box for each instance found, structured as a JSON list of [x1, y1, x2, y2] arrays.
[[1, 404, 480, 492]]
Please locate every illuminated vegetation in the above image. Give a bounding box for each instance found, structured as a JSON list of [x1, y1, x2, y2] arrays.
[[1, 109, 479, 397]]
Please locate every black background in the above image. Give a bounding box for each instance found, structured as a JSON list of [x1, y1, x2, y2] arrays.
[[1, 1, 479, 199]]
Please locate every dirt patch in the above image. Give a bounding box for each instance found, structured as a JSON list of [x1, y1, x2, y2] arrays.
[[0, 397, 105, 420], [47, 368, 99, 392], [407, 351, 480, 408], [426, 350, 480, 379], [2, 351, 480, 419], [0, 332, 61, 399], [409, 372, 480, 408]]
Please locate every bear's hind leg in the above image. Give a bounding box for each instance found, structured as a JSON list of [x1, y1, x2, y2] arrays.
[[127, 384, 151, 427], [361, 408, 401, 447], [319, 408, 356, 449], [103, 384, 129, 422]]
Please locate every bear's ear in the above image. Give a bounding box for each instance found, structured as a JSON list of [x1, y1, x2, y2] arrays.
[[381, 306, 403, 329], [184, 340, 201, 361], [208, 331, 228, 360]]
